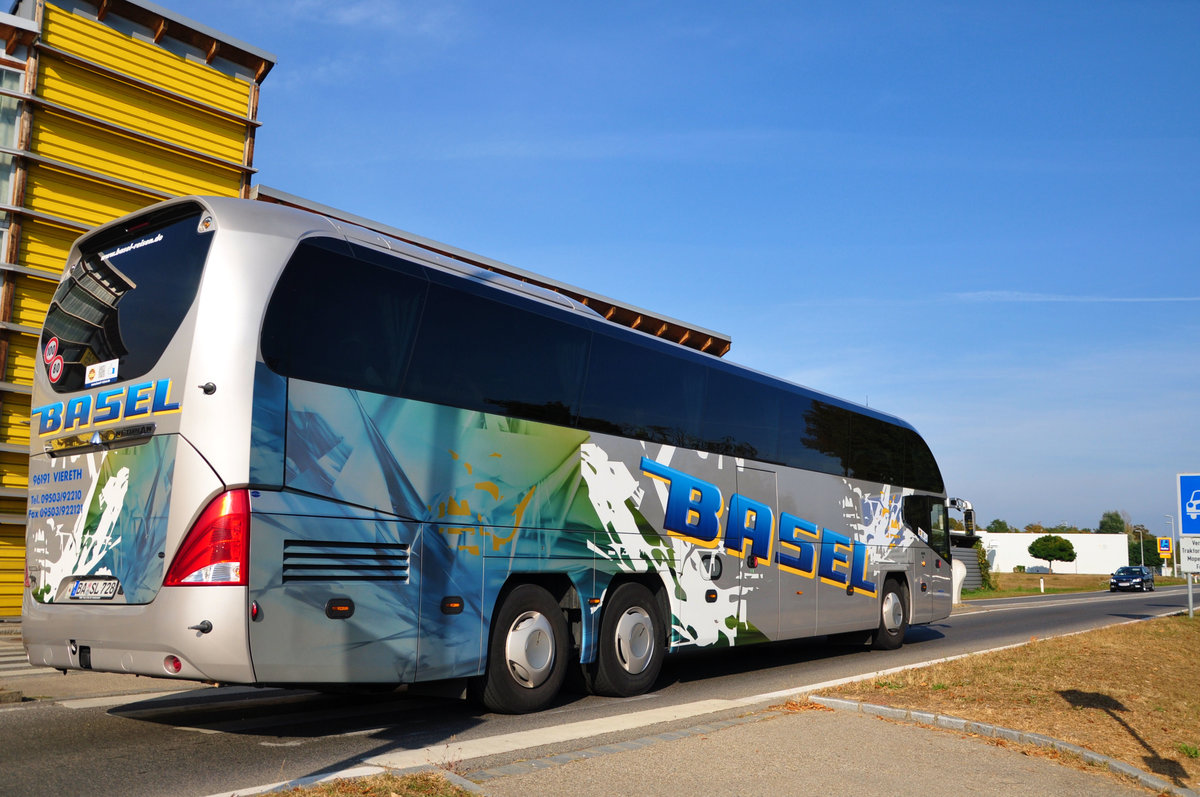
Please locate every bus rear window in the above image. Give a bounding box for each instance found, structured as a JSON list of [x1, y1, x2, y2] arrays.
[[40, 203, 213, 394]]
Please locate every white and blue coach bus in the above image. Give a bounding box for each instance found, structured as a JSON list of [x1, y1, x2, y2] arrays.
[[23, 196, 961, 713]]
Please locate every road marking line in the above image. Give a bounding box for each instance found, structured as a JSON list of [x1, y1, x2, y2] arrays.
[[962, 586, 1185, 613], [365, 698, 736, 770], [202, 765, 388, 797]]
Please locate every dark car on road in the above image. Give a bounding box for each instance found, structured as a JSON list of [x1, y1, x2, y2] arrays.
[[1110, 565, 1155, 592]]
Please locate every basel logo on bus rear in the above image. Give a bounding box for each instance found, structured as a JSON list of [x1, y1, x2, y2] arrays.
[[31, 379, 181, 437]]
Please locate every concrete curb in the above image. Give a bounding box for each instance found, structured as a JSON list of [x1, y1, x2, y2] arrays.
[[810, 696, 1199, 797]]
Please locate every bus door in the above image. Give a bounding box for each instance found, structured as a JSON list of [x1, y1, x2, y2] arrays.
[[904, 496, 951, 624], [731, 465, 781, 640], [774, 473, 819, 641]]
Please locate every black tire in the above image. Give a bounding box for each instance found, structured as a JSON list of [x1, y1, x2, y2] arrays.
[[870, 578, 909, 651], [475, 584, 568, 714], [586, 583, 665, 697]]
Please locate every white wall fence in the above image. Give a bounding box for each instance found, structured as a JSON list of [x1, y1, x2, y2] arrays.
[[979, 531, 1129, 575]]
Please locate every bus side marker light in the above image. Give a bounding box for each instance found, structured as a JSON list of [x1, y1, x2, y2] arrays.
[[250, 601, 262, 621], [325, 598, 355, 619], [440, 596, 464, 615], [704, 589, 717, 603]]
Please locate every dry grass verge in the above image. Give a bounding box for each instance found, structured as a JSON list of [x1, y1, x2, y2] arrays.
[[817, 615, 1200, 791], [275, 771, 473, 797]]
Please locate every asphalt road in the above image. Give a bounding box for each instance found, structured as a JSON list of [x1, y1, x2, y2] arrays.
[[0, 586, 1189, 797]]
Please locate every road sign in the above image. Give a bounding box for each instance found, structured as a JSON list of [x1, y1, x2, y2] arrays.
[[1179, 474, 1200, 535], [1180, 537, 1200, 574], [1159, 537, 1172, 556]]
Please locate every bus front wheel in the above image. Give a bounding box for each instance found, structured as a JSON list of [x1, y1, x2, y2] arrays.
[[477, 584, 568, 714], [586, 583, 664, 697], [871, 578, 908, 650]]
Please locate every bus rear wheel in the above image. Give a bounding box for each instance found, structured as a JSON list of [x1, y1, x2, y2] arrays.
[[586, 583, 664, 697], [871, 578, 908, 650], [476, 584, 568, 714]]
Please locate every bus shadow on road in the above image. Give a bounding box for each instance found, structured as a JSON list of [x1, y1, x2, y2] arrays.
[[658, 627, 947, 689], [107, 683, 496, 742]]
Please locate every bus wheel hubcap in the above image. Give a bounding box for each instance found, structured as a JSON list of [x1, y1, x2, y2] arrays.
[[505, 611, 555, 688], [614, 607, 653, 675], [882, 592, 904, 632]]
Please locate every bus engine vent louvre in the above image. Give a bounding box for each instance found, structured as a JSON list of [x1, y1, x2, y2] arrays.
[[281, 540, 410, 583]]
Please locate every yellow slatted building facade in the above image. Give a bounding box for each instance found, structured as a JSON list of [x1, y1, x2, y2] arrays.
[[0, 0, 273, 616]]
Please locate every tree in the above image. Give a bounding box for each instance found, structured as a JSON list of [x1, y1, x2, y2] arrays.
[[1028, 535, 1077, 573], [1024, 522, 1046, 535], [1127, 525, 1163, 569], [1097, 511, 1125, 535], [986, 519, 1014, 534]]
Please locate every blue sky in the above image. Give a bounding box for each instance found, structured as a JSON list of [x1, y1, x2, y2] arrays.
[[159, 1, 1197, 534]]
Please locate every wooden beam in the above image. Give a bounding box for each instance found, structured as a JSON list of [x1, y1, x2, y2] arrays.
[[655, 322, 667, 336], [631, 315, 643, 330], [604, 307, 615, 320], [678, 330, 690, 346], [206, 41, 220, 64], [4, 32, 16, 56], [97, 0, 111, 21], [700, 337, 714, 353], [153, 19, 168, 44]]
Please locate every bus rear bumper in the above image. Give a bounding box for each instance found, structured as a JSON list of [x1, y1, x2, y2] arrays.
[[21, 585, 254, 684]]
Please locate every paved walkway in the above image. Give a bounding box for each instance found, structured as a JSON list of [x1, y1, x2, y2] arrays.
[[472, 708, 1153, 797]]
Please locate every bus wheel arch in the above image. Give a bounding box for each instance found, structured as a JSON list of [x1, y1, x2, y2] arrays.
[[871, 575, 909, 651], [473, 579, 573, 713], [585, 576, 667, 697]]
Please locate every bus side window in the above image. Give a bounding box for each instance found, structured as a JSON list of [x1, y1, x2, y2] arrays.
[[402, 280, 590, 425], [576, 333, 707, 445], [261, 239, 428, 395]]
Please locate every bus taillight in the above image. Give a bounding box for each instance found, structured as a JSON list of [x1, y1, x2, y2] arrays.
[[164, 490, 250, 587]]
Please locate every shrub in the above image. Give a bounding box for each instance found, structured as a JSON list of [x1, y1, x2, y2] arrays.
[[974, 540, 995, 590]]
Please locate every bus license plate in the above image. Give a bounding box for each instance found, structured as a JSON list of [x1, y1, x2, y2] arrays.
[[69, 579, 119, 600]]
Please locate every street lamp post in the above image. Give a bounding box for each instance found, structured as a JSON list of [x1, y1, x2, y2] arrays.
[[1138, 526, 1144, 566]]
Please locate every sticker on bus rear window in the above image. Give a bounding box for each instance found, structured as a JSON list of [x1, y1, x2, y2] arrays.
[[85, 359, 119, 387]]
